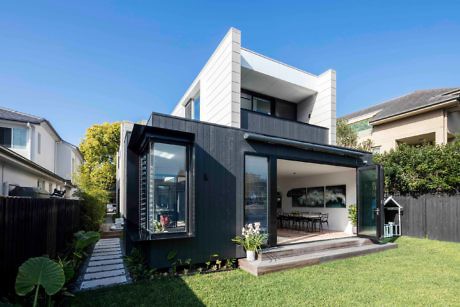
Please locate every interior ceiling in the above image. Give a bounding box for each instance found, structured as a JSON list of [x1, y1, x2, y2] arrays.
[[241, 67, 316, 103], [277, 159, 355, 178]]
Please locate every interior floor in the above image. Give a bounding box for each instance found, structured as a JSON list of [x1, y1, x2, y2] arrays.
[[277, 228, 354, 245]]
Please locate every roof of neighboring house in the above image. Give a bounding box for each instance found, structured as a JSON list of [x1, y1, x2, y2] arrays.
[[0, 145, 73, 186], [341, 88, 460, 123], [0, 107, 44, 124], [0, 107, 82, 156]]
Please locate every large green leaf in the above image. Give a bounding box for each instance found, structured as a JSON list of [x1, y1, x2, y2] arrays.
[[15, 257, 65, 296], [74, 231, 100, 251]]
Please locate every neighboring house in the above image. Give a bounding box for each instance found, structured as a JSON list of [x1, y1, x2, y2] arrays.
[[341, 88, 460, 153], [0, 107, 83, 197], [119, 28, 388, 269]]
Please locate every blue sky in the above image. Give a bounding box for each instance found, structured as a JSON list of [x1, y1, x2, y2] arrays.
[[1, 1, 459, 145]]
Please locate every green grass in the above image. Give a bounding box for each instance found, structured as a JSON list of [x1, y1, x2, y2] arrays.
[[72, 237, 460, 306]]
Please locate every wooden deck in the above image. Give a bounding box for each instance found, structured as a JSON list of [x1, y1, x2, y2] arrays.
[[239, 237, 397, 276]]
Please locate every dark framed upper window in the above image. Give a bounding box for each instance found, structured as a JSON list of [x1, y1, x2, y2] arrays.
[[142, 141, 190, 235], [240, 89, 298, 120], [0, 127, 27, 149], [193, 94, 200, 121]]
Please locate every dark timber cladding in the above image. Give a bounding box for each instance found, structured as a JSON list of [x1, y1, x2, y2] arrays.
[[126, 113, 368, 268], [240, 109, 328, 144]]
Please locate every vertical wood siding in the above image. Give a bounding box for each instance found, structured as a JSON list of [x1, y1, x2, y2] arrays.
[[0, 197, 80, 296]]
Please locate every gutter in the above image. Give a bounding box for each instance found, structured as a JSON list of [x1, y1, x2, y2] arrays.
[[243, 133, 368, 158]]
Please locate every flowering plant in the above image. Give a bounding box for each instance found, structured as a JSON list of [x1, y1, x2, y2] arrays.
[[232, 222, 268, 252]]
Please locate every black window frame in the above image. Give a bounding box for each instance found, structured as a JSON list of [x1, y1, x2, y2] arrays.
[[240, 89, 298, 121], [138, 135, 194, 240]]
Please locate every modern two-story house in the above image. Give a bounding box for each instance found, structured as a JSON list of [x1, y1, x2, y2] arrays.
[[0, 107, 83, 197], [121, 28, 393, 273]]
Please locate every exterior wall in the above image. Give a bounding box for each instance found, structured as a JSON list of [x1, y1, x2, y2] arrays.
[[55, 142, 82, 182], [309, 70, 337, 145], [117, 121, 134, 218], [172, 28, 241, 127], [126, 114, 367, 268], [0, 160, 67, 196], [32, 124, 57, 173], [278, 169, 356, 234], [370, 109, 446, 152]]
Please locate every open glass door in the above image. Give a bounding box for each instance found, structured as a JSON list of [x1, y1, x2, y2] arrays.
[[357, 165, 384, 241]]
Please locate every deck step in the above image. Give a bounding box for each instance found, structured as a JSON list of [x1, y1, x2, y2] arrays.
[[239, 242, 397, 276], [259, 237, 373, 260]]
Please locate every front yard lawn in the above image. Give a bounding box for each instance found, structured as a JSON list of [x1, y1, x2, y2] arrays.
[[72, 237, 460, 306]]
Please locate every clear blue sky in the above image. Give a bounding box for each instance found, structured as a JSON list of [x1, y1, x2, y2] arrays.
[[1, 1, 459, 145]]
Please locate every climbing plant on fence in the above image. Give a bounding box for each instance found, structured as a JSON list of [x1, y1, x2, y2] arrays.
[[374, 140, 460, 194]]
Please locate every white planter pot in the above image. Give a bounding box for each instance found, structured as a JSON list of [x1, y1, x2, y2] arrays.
[[246, 250, 256, 262]]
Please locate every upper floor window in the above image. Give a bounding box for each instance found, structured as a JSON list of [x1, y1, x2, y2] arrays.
[[37, 132, 41, 154], [241, 92, 272, 115], [350, 119, 371, 133], [193, 94, 200, 120], [0, 127, 27, 149]]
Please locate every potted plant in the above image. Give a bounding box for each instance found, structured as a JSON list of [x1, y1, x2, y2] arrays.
[[348, 204, 357, 234], [232, 222, 267, 261]]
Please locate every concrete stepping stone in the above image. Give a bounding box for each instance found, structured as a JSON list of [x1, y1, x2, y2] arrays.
[[91, 254, 122, 261], [80, 275, 127, 289], [86, 263, 125, 273], [84, 269, 126, 280], [88, 258, 123, 267]]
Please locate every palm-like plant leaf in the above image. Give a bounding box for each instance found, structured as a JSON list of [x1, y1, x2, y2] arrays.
[[15, 257, 65, 296]]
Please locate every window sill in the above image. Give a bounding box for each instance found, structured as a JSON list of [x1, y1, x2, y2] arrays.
[[128, 227, 195, 242]]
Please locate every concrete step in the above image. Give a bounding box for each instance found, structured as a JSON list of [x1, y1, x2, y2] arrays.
[[259, 237, 373, 260], [239, 242, 397, 276]]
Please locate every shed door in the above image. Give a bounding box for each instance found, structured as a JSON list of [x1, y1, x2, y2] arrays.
[[357, 165, 384, 241]]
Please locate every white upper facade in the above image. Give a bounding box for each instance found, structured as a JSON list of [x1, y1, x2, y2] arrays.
[[0, 108, 83, 183], [171, 27, 337, 144]]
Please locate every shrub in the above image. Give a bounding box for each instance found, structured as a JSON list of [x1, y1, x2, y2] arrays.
[[75, 189, 107, 231], [374, 141, 460, 194]]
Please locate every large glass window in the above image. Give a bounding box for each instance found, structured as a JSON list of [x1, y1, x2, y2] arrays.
[[147, 142, 188, 234], [244, 155, 269, 232], [12, 127, 27, 149], [0, 127, 27, 149], [241, 93, 252, 110]]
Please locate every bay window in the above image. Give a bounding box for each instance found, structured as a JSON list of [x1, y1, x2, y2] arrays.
[[141, 141, 189, 234]]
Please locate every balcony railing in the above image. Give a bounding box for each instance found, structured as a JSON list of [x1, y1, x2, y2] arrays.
[[240, 109, 328, 144]]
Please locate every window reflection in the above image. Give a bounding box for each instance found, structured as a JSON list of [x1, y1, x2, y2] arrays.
[[245, 155, 269, 232]]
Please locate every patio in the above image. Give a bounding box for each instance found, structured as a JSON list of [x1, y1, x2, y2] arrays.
[[277, 228, 353, 245]]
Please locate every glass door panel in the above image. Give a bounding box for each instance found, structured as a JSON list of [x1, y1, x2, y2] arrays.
[[357, 165, 383, 240]]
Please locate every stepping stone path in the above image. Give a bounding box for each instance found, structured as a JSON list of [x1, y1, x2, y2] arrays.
[[79, 238, 129, 290]]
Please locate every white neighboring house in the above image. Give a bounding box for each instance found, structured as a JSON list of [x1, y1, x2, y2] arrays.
[[171, 27, 337, 145], [0, 107, 83, 198]]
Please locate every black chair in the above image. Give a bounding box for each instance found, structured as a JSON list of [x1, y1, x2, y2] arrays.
[[319, 213, 329, 231]]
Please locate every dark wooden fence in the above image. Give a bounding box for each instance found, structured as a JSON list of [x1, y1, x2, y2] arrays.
[[0, 197, 80, 296], [392, 194, 460, 242]]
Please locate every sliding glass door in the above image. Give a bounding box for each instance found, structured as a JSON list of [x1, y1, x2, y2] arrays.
[[244, 155, 269, 233]]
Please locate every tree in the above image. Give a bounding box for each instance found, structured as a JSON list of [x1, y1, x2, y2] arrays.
[[78, 122, 120, 192], [75, 122, 120, 230], [336, 119, 373, 151]]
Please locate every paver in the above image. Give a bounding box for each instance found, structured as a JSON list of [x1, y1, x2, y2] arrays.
[[78, 238, 129, 290]]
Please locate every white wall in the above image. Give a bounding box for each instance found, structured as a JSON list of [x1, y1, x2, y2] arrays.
[[117, 121, 134, 217], [0, 161, 68, 197], [32, 124, 57, 173], [171, 28, 242, 127], [278, 169, 356, 233], [55, 142, 82, 182], [308, 70, 337, 145]]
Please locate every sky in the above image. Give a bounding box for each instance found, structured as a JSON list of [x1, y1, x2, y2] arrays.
[[1, 1, 459, 145]]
